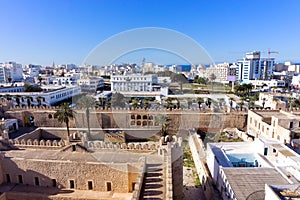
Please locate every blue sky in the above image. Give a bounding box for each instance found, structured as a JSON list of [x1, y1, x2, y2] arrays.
[[0, 0, 299, 66]]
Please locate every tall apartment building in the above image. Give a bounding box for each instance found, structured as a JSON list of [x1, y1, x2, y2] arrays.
[[236, 52, 275, 83], [0, 62, 23, 83]]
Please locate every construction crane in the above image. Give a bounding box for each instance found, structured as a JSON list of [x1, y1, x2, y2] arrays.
[[267, 48, 279, 59]]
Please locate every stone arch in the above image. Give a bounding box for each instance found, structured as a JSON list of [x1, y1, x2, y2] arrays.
[[137, 121, 141, 126], [142, 121, 147, 126], [48, 114, 53, 119], [143, 115, 148, 120], [137, 115, 141, 120], [131, 114, 135, 119], [14, 139, 20, 145]]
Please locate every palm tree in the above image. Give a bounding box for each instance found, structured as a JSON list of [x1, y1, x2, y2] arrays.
[[4, 94, 11, 101], [155, 114, 169, 137], [229, 97, 234, 108], [238, 100, 245, 111], [132, 98, 140, 110], [143, 98, 150, 110], [37, 76, 43, 85], [206, 98, 212, 108], [54, 103, 74, 142], [165, 98, 173, 110], [76, 96, 96, 137], [36, 96, 42, 107], [14, 95, 21, 106], [98, 97, 106, 109], [25, 96, 31, 107], [262, 98, 266, 108], [197, 97, 204, 109]]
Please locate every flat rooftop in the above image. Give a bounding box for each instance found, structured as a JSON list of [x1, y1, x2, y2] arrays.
[[223, 168, 289, 200], [3, 148, 154, 164]]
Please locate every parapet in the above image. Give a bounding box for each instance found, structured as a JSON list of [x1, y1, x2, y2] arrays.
[[9, 138, 65, 149], [86, 140, 159, 151]]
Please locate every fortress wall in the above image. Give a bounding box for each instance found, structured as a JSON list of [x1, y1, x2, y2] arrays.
[[5, 108, 248, 133], [1, 157, 138, 193]]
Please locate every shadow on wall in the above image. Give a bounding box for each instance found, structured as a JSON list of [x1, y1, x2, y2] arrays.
[[0, 155, 74, 199]]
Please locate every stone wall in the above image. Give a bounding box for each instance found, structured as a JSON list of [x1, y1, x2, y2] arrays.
[[6, 107, 248, 134], [188, 132, 215, 200], [0, 157, 139, 193]]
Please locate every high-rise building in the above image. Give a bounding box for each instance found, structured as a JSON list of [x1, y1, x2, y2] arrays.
[[0, 62, 23, 83], [236, 52, 275, 83]]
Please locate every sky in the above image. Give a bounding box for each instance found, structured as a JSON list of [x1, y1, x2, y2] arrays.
[[0, 0, 300, 66]]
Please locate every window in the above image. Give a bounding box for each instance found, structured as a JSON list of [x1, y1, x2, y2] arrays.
[[6, 174, 10, 183], [106, 182, 112, 191], [70, 180, 75, 189], [290, 122, 293, 129], [52, 179, 57, 187], [18, 175, 23, 184], [88, 181, 93, 190], [34, 177, 39, 186]]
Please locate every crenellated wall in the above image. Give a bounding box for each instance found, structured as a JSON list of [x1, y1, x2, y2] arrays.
[[5, 107, 248, 135]]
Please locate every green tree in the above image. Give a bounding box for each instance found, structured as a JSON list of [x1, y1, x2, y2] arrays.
[[229, 97, 234, 108], [206, 98, 212, 108], [131, 98, 140, 110], [143, 98, 150, 110], [25, 96, 31, 107], [37, 76, 43, 85], [98, 97, 106, 109], [155, 114, 169, 137], [14, 95, 21, 106], [76, 96, 96, 137], [165, 98, 173, 110], [54, 102, 74, 142], [111, 92, 125, 108], [7, 76, 12, 83], [170, 73, 188, 93], [36, 96, 42, 106], [238, 100, 245, 111], [197, 97, 204, 109]]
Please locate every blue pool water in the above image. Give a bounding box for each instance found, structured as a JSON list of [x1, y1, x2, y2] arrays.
[[226, 153, 259, 167]]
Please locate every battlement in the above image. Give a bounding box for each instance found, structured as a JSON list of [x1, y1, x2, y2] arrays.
[[86, 140, 159, 151], [8, 105, 248, 113], [8, 138, 65, 149], [131, 157, 146, 200]]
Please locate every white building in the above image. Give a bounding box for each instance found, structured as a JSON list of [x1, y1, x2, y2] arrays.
[[206, 140, 296, 200], [0, 85, 81, 106], [248, 79, 285, 88], [236, 52, 275, 83], [0, 62, 23, 83], [111, 74, 158, 92], [77, 76, 104, 92]]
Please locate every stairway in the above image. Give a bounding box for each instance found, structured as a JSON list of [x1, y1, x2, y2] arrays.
[[139, 163, 165, 200]]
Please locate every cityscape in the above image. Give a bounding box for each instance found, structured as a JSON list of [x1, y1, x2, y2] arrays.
[[1, 1, 300, 200]]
